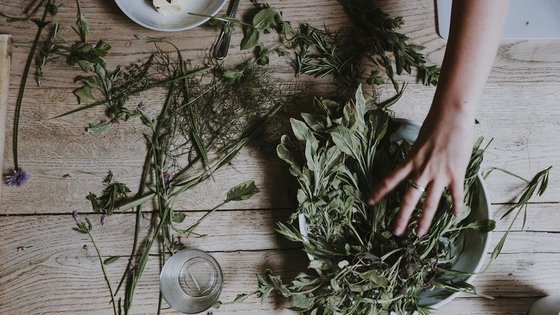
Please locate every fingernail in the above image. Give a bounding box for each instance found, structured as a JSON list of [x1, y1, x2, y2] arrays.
[[368, 198, 376, 206], [416, 228, 426, 237], [393, 226, 404, 236]]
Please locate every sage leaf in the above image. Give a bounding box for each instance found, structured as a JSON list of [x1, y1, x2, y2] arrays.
[[357, 270, 389, 287], [226, 180, 260, 202], [290, 294, 315, 311], [330, 126, 359, 158], [86, 121, 110, 134]]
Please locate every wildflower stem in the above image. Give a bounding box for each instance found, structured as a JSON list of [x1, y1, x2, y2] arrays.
[[87, 230, 118, 315], [12, 0, 52, 171]]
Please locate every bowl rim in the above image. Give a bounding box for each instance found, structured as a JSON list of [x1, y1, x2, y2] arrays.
[[114, 0, 228, 32]]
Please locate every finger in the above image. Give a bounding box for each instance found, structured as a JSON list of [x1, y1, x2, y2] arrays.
[[416, 181, 445, 237], [450, 181, 465, 216], [369, 162, 413, 205], [393, 179, 428, 236]]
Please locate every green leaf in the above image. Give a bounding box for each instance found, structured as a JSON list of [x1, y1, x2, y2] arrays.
[[462, 219, 496, 233], [223, 69, 244, 81], [172, 212, 187, 223], [233, 293, 249, 303], [290, 294, 315, 311], [301, 113, 326, 132], [212, 300, 223, 309], [252, 8, 277, 30], [290, 118, 312, 142], [72, 227, 88, 234], [86, 121, 110, 134], [330, 126, 359, 158], [76, 75, 102, 88], [240, 27, 260, 50], [103, 256, 120, 265], [357, 269, 389, 287], [226, 180, 260, 202], [342, 101, 358, 130], [354, 84, 367, 118], [74, 85, 94, 103]]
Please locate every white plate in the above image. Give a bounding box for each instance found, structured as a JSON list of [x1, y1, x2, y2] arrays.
[[114, 0, 227, 32]]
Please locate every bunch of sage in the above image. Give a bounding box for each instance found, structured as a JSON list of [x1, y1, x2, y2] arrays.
[[254, 85, 545, 315]]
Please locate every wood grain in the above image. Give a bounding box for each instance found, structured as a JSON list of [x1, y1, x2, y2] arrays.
[[0, 0, 559, 314], [0, 35, 12, 195]]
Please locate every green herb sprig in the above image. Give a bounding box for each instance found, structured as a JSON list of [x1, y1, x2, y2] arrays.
[[73, 214, 118, 315], [64, 34, 296, 313], [202, 0, 438, 91]]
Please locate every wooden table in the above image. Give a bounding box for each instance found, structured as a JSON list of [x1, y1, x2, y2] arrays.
[[1, 1, 559, 314]]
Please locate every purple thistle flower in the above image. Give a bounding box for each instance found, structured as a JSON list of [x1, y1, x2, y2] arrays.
[[72, 210, 80, 222], [163, 171, 173, 185], [3, 168, 30, 187], [100, 214, 107, 226]]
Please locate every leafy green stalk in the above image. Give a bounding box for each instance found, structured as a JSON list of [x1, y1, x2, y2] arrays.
[[488, 166, 551, 264], [74, 218, 118, 315]]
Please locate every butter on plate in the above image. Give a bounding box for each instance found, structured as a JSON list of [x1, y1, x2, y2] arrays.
[[153, 0, 184, 15]]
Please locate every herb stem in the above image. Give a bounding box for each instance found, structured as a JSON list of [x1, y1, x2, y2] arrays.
[[181, 201, 227, 238], [87, 230, 118, 315], [12, 0, 52, 171], [52, 67, 212, 119]]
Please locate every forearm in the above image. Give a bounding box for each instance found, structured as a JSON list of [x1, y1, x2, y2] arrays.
[[432, 0, 510, 117]]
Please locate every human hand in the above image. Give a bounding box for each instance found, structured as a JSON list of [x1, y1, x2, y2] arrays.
[[368, 106, 474, 237], [367, 0, 509, 237]]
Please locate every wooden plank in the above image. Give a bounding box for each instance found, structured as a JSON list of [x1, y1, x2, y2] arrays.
[[0, 210, 296, 256], [433, 297, 540, 315], [0, 246, 556, 314], [2, 1, 560, 88], [0, 80, 558, 214], [0, 35, 12, 196], [0, 249, 306, 314], [0, 202, 557, 259]]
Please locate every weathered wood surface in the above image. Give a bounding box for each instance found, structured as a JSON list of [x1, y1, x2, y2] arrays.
[[1, 0, 559, 314], [0, 35, 12, 197]]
